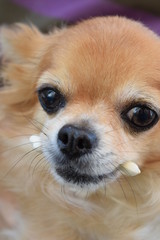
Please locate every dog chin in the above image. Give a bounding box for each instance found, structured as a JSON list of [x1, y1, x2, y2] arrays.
[[50, 165, 119, 195]]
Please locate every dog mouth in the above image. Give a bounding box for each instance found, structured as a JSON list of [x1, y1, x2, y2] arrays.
[[55, 166, 118, 186], [46, 146, 119, 186]]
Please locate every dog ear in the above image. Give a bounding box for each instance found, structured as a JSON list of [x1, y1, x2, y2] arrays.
[[0, 24, 48, 106]]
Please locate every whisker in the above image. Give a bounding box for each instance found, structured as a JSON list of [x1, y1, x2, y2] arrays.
[[1, 146, 41, 180], [109, 161, 128, 201], [0, 142, 38, 154], [22, 115, 48, 138], [121, 173, 138, 214], [7, 133, 39, 139], [31, 155, 46, 178], [31, 118, 49, 131], [35, 160, 50, 175], [116, 178, 128, 201], [28, 151, 44, 174]]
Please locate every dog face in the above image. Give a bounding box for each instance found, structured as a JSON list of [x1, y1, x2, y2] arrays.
[[1, 17, 160, 193]]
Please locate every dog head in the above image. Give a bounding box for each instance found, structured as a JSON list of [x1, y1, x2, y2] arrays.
[[1, 17, 160, 193]]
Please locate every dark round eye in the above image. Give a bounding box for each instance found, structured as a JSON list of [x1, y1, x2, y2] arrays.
[[122, 105, 158, 132], [37, 87, 66, 114]]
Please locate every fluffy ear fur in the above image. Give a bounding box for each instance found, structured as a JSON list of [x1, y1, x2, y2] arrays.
[[0, 24, 48, 106]]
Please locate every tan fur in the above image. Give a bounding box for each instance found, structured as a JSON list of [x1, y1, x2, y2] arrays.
[[1, 17, 160, 240]]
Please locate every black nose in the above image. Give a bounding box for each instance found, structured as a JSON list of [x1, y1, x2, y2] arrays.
[[57, 125, 97, 158]]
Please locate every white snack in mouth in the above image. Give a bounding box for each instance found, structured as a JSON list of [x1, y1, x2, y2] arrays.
[[29, 135, 41, 149], [120, 161, 141, 176]]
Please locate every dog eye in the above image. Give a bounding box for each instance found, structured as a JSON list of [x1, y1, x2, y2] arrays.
[[37, 87, 66, 114], [122, 106, 158, 131]]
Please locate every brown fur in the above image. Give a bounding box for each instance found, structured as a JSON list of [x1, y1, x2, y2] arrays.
[[1, 17, 160, 240]]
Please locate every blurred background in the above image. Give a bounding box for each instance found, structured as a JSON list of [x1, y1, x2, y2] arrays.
[[0, 0, 160, 34]]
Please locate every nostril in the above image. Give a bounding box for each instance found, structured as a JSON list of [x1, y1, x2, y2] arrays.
[[77, 137, 92, 150], [77, 138, 85, 150], [59, 133, 68, 145]]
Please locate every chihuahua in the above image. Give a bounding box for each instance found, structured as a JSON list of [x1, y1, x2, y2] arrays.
[[0, 16, 160, 240]]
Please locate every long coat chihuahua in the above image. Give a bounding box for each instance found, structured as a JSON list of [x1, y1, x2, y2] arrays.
[[0, 16, 160, 240]]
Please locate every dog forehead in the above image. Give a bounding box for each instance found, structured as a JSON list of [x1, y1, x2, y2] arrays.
[[49, 17, 160, 100]]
